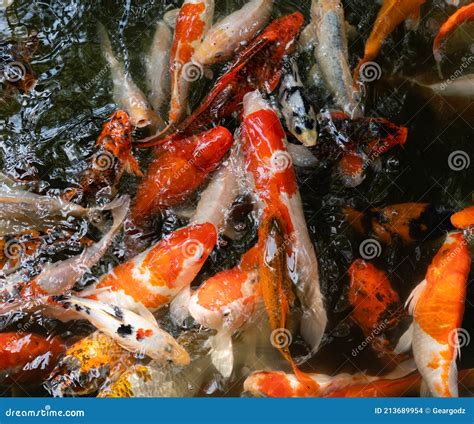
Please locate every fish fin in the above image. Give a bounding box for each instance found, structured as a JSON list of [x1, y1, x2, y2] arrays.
[[393, 323, 414, 354], [123, 154, 143, 177], [420, 379, 433, 397], [209, 331, 234, 378], [453, 328, 462, 361], [299, 302, 327, 358], [169, 286, 192, 326], [134, 302, 159, 327], [405, 279, 427, 316]]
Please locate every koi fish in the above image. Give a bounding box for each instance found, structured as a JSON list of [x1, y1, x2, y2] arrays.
[[97, 365, 173, 398], [451, 205, 474, 229], [433, 3, 474, 63], [244, 360, 418, 397], [47, 332, 133, 396], [0, 31, 39, 94], [353, 0, 426, 84], [54, 296, 190, 366], [310, 0, 362, 117], [409, 74, 474, 99], [279, 60, 318, 147], [245, 365, 474, 397], [129, 126, 233, 231], [0, 333, 65, 384], [0, 179, 108, 237], [188, 246, 260, 377], [145, 21, 172, 114], [168, 0, 215, 125], [192, 0, 273, 66], [241, 90, 327, 356], [343, 203, 453, 244], [348, 259, 409, 361], [98, 24, 160, 129], [68, 111, 140, 203], [406, 232, 471, 397], [139, 12, 304, 147], [92, 223, 217, 314], [7, 196, 129, 300]]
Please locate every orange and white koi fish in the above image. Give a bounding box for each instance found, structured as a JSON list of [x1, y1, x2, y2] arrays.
[[168, 0, 215, 125], [406, 232, 471, 397], [92, 223, 217, 314], [310, 0, 362, 117], [451, 205, 474, 230], [129, 126, 233, 232], [353, 0, 426, 84], [244, 360, 418, 397], [193, 0, 273, 66], [0, 333, 65, 384], [241, 90, 327, 356], [348, 259, 409, 361], [47, 332, 133, 396], [344, 203, 453, 244], [146, 21, 172, 114], [53, 295, 190, 366], [98, 24, 161, 129], [433, 3, 474, 63], [189, 246, 260, 377], [140, 12, 304, 147]]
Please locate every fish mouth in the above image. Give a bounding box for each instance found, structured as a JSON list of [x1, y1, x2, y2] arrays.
[[134, 118, 152, 129]]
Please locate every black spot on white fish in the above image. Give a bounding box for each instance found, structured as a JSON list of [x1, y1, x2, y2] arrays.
[[165, 344, 173, 353], [117, 324, 133, 337]]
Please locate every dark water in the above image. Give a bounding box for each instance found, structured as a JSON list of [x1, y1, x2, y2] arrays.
[[0, 0, 473, 397]]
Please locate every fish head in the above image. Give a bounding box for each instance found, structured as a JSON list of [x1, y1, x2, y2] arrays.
[[193, 27, 230, 66]]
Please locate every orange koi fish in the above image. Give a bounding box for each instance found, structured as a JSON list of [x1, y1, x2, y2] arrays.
[[344, 203, 453, 244], [189, 246, 260, 377], [69, 111, 140, 202], [0, 333, 65, 384], [244, 361, 418, 397], [169, 0, 215, 124], [47, 332, 133, 396], [348, 259, 408, 361], [139, 12, 304, 147], [129, 126, 233, 231], [353, 0, 426, 84], [406, 232, 471, 397], [451, 205, 474, 230], [245, 366, 474, 397], [241, 90, 327, 355], [433, 3, 474, 63]]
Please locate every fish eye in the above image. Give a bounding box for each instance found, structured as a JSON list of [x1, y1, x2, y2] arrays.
[[295, 126, 303, 135]]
